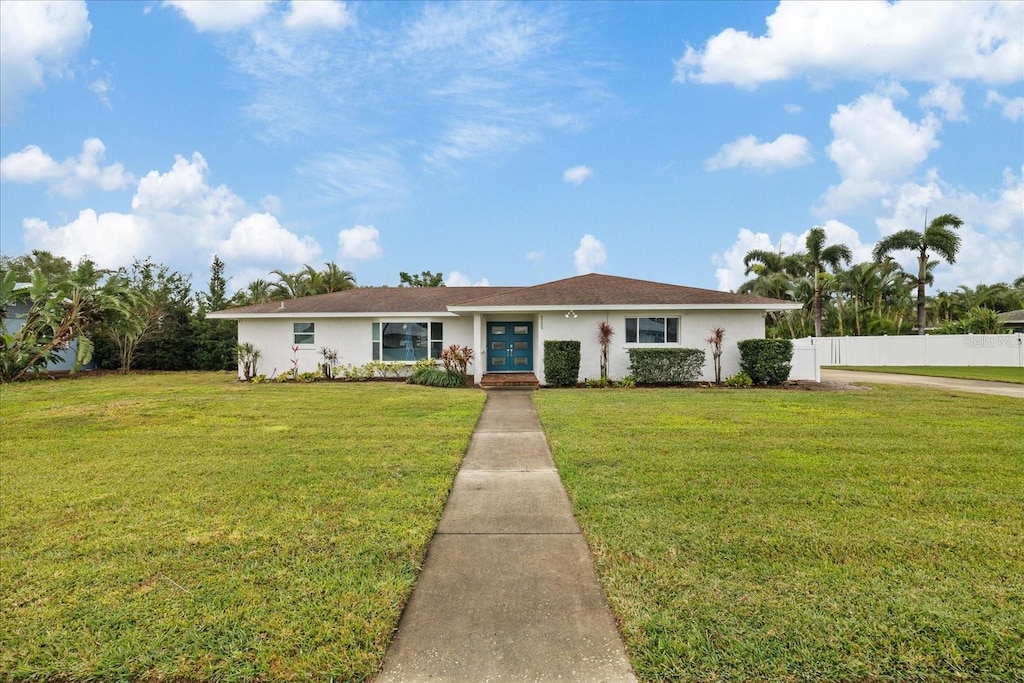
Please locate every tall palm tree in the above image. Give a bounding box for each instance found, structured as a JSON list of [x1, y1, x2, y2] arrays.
[[805, 227, 852, 337], [872, 213, 963, 334]]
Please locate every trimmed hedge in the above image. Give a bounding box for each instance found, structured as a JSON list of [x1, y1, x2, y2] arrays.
[[544, 340, 581, 387], [737, 338, 793, 385], [627, 348, 705, 385]]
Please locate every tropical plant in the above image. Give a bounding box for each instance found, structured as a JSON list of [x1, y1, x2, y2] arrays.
[[234, 342, 261, 381], [1, 268, 130, 382], [596, 321, 614, 381], [872, 213, 963, 334], [804, 227, 852, 337], [706, 327, 725, 385], [440, 344, 474, 385], [318, 346, 339, 379]]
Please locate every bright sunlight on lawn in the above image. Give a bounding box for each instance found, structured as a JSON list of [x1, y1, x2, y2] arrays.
[[1, 373, 485, 681], [535, 386, 1023, 682]]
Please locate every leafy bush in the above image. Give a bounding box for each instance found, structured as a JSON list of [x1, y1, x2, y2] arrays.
[[543, 340, 581, 387], [737, 339, 793, 385], [440, 344, 474, 384], [723, 371, 753, 388], [627, 348, 705, 385], [585, 377, 612, 388], [297, 371, 319, 383], [406, 367, 465, 387], [341, 363, 374, 381], [617, 375, 636, 388]]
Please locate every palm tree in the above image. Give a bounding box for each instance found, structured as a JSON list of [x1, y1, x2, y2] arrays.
[[872, 213, 963, 334], [805, 227, 852, 337], [320, 262, 356, 293]]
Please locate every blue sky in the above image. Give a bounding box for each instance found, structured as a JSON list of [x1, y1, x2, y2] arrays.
[[1, 1, 1021, 293]]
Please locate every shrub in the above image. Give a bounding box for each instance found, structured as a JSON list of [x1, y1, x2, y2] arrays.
[[407, 367, 465, 388], [737, 338, 793, 385], [543, 340, 581, 387], [617, 375, 636, 388], [627, 348, 705, 385], [440, 344, 474, 385], [341, 363, 374, 381], [723, 371, 752, 388]]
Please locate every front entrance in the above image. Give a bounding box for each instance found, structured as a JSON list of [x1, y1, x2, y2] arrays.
[[487, 322, 533, 372]]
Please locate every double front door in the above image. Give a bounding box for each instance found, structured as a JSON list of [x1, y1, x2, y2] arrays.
[[487, 322, 533, 372]]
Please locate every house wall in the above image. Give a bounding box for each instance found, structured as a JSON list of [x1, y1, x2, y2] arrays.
[[478, 309, 767, 384], [237, 316, 475, 379]]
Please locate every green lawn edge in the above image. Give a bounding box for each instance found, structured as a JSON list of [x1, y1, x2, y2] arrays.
[[825, 365, 1024, 384], [1, 373, 486, 682], [535, 386, 1024, 682]]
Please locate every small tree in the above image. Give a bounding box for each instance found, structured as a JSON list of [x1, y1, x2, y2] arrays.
[[706, 326, 725, 385], [235, 342, 261, 380], [596, 321, 614, 381]]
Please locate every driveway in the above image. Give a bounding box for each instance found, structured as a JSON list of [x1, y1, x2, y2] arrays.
[[821, 368, 1024, 398]]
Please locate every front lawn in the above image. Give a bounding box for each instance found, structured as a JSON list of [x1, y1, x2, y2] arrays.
[[828, 365, 1024, 384], [535, 386, 1023, 682], [1, 373, 485, 681]]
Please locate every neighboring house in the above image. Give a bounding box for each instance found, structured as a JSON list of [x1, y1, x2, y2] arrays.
[[207, 273, 801, 384], [999, 309, 1024, 333]]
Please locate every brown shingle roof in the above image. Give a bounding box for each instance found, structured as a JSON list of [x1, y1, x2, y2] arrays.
[[209, 274, 793, 318], [454, 274, 790, 308], [211, 286, 522, 315]]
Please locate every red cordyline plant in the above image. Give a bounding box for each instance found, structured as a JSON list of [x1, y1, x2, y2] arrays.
[[596, 321, 614, 381]]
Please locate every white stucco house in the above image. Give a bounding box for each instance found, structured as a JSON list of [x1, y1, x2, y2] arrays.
[[207, 273, 801, 384]]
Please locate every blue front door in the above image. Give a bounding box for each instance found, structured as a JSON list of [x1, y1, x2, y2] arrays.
[[487, 322, 533, 372]]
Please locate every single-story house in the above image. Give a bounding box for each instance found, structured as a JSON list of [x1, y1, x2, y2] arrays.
[[999, 309, 1024, 333], [207, 273, 801, 384]]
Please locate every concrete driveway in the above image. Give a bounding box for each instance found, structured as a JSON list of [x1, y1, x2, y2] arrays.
[[821, 368, 1024, 398]]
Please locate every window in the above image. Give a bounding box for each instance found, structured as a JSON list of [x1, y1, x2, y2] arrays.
[[624, 317, 678, 344], [293, 322, 315, 345], [372, 322, 443, 362]]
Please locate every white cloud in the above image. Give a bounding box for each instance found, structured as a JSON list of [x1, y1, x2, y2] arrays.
[[525, 250, 545, 264], [338, 225, 383, 260], [704, 133, 813, 172], [284, 1, 352, 31], [0, 138, 134, 198], [21, 151, 321, 278], [562, 165, 593, 185], [818, 94, 941, 214], [299, 151, 406, 207], [675, 1, 1023, 88], [986, 90, 1024, 122], [219, 213, 321, 265], [876, 168, 1023, 289], [784, 103, 802, 114], [164, 0, 271, 33], [0, 0, 91, 120], [919, 82, 966, 122], [712, 221, 875, 292], [445, 271, 490, 287], [574, 234, 606, 275], [89, 74, 112, 108], [23, 211, 143, 269], [425, 122, 535, 167]]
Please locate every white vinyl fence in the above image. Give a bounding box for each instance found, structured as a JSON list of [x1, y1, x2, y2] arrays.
[[789, 334, 1024, 382]]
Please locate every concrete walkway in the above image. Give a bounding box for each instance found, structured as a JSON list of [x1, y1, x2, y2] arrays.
[[822, 368, 1024, 398], [377, 389, 636, 682]]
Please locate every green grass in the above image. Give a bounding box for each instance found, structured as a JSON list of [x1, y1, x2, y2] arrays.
[[828, 365, 1024, 384], [535, 387, 1024, 682], [1, 373, 485, 682]]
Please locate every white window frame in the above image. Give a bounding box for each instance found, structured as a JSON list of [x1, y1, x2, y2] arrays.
[[372, 321, 444, 362], [293, 322, 315, 346], [624, 317, 679, 345]]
